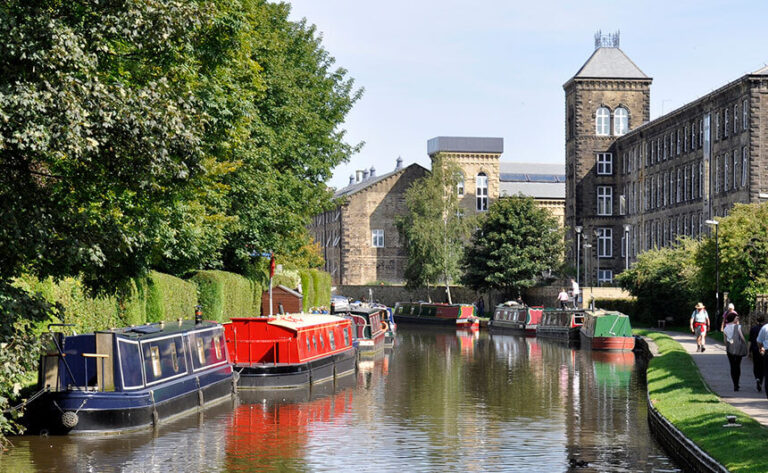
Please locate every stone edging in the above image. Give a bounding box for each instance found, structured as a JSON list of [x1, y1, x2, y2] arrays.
[[640, 336, 729, 473]]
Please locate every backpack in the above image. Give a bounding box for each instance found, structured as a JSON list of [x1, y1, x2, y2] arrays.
[[725, 325, 748, 357]]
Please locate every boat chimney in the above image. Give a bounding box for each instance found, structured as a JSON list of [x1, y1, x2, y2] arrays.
[[194, 305, 203, 325], [395, 156, 403, 170], [370, 166, 376, 177]]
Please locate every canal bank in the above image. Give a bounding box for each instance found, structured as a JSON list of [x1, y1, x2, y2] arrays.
[[640, 330, 768, 472]]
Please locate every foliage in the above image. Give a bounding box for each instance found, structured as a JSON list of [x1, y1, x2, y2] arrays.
[[617, 238, 702, 325], [0, 280, 62, 443], [461, 195, 563, 297], [396, 157, 470, 302], [145, 271, 198, 323], [312, 269, 331, 308], [643, 331, 768, 472], [299, 269, 315, 312], [0, 0, 231, 291], [697, 204, 768, 317], [593, 298, 637, 317], [190, 270, 259, 322]]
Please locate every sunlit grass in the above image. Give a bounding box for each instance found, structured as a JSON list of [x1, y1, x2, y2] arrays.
[[636, 330, 768, 472]]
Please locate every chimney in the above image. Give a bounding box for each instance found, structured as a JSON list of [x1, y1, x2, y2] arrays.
[[349, 174, 355, 185], [356, 170, 363, 182], [369, 166, 376, 178], [395, 156, 403, 170], [363, 169, 369, 180]]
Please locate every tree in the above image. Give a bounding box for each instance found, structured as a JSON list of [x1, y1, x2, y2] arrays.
[[396, 158, 471, 303], [461, 195, 562, 297], [697, 203, 768, 317], [616, 237, 702, 325]]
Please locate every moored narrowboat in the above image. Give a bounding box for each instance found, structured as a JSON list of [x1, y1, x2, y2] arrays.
[[346, 305, 387, 355], [487, 302, 543, 335], [224, 314, 357, 390], [26, 320, 234, 435], [393, 302, 479, 329], [536, 308, 584, 341], [579, 310, 635, 351]]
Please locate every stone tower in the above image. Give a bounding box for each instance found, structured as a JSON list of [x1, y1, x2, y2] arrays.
[[426, 136, 503, 216], [564, 32, 652, 284]]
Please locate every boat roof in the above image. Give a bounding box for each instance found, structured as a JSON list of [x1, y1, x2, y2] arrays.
[[97, 320, 222, 341], [265, 313, 349, 331], [348, 305, 387, 315]]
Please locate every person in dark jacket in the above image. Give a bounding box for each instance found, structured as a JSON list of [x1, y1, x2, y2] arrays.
[[749, 315, 766, 392]]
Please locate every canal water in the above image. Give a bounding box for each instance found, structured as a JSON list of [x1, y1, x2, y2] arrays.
[[1, 326, 680, 472]]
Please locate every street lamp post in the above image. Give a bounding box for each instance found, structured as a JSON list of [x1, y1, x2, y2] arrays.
[[575, 226, 583, 285], [583, 242, 592, 289], [705, 219, 720, 316], [623, 224, 631, 270], [594, 229, 600, 287]]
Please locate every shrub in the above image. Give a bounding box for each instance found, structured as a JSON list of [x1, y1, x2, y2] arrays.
[[593, 298, 637, 317], [189, 270, 259, 322], [311, 269, 331, 308], [145, 271, 198, 323], [299, 269, 314, 311]]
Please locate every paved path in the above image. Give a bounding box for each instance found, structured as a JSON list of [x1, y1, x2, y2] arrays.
[[661, 331, 768, 426]]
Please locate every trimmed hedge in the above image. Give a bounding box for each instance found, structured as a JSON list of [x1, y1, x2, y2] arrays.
[[298, 269, 315, 311], [145, 271, 198, 323], [594, 298, 637, 317], [311, 269, 331, 308], [189, 270, 260, 322]]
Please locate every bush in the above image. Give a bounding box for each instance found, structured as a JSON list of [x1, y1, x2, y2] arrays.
[[189, 270, 259, 322], [145, 271, 198, 323], [299, 269, 314, 311], [311, 269, 331, 308], [594, 298, 637, 317]]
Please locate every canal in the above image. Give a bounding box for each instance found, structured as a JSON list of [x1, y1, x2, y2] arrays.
[[1, 326, 679, 472]]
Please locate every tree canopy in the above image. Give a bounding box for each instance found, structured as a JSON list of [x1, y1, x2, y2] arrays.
[[461, 195, 562, 297], [0, 0, 361, 289], [396, 158, 470, 302]]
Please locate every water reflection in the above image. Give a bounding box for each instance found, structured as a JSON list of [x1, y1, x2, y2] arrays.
[[1, 327, 678, 473]]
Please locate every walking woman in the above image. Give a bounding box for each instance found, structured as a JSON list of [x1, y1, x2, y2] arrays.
[[751, 316, 767, 392], [723, 312, 748, 391], [690, 302, 710, 352]]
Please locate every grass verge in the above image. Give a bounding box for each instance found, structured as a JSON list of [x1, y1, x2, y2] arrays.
[[637, 330, 768, 472]]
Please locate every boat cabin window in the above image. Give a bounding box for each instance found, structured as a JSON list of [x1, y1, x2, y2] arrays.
[[117, 339, 143, 389], [196, 337, 206, 365], [319, 334, 325, 350], [150, 346, 162, 378], [306, 336, 311, 352], [343, 327, 350, 345], [170, 343, 179, 373], [328, 331, 336, 350], [312, 335, 317, 351], [214, 336, 222, 359], [189, 328, 227, 371]]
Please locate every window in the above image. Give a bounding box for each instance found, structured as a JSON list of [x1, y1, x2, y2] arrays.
[[733, 150, 738, 189], [596, 107, 610, 135], [614, 107, 628, 135], [676, 129, 681, 155], [170, 343, 179, 373], [457, 173, 464, 196], [476, 173, 488, 211], [328, 331, 336, 350], [650, 176, 655, 209], [676, 168, 681, 203], [742, 146, 748, 187], [724, 109, 729, 138], [743, 99, 748, 131], [150, 346, 162, 378], [597, 228, 612, 257], [715, 157, 720, 193], [691, 124, 696, 150], [372, 229, 384, 248], [663, 135, 668, 160], [699, 162, 704, 198], [684, 167, 689, 201], [597, 186, 612, 215], [684, 126, 688, 152], [214, 336, 222, 360], [597, 153, 613, 175], [196, 338, 206, 365], [651, 141, 656, 163], [733, 104, 738, 134], [597, 269, 613, 284], [657, 176, 662, 209], [715, 112, 720, 141], [724, 154, 729, 191]]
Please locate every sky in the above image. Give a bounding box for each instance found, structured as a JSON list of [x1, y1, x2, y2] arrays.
[[287, 0, 768, 190]]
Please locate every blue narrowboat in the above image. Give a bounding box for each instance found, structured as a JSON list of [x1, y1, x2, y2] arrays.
[[26, 320, 235, 435]]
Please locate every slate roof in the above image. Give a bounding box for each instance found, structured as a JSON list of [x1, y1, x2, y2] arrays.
[[499, 162, 565, 199], [333, 163, 427, 198], [572, 47, 648, 80], [427, 136, 504, 156]]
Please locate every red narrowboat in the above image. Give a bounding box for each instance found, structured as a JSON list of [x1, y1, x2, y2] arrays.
[[488, 302, 543, 335], [344, 305, 387, 355], [393, 302, 479, 329], [224, 314, 357, 389]]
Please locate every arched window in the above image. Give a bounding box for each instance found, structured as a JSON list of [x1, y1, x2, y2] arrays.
[[595, 107, 610, 135], [456, 172, 465, 196], [614, 107, 628, 135], [476, 173, 488, 211]]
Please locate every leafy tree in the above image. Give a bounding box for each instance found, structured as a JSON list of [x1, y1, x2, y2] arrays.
[[616, 237, 702, 325], [461, 195, 562, 297], [697, 203, 768, 318], [396, 158, 470, 303]]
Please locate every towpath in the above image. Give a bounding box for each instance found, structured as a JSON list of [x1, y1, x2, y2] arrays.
[[661, 331, 768, 426]]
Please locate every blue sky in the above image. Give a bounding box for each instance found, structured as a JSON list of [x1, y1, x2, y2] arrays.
[[287, 0, 768, 189]]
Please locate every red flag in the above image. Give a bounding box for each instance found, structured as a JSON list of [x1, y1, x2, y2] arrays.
[[269, 253, 276, 278]]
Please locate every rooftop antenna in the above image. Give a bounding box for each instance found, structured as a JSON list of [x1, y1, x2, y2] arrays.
[[594, 30, 620, 50]]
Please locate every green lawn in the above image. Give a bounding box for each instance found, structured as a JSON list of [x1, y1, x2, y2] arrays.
[[636, 330, 768, 472]]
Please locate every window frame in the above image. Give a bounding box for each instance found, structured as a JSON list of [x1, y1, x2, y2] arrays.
[[596, 107, 610, 136], [597, 186, 613, 216], [597, 227, 612, 258], [596, 153, 613, 175], [372, 229, 384, 248], [476, 172, 488, 211]]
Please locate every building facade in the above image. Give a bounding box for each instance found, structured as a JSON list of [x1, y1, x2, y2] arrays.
[[567, 33, 768, 284]]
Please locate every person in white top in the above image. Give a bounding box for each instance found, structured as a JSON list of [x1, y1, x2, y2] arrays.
[[570, 278, 580, 309], [689, 302, 710, 352], [557, 288, 569, 310]]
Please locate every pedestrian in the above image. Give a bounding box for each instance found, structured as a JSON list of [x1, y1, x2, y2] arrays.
[[720, 303, 738, 332], [723, 311, 747, 391], [749, 315, 765, 392], [754, 320, 768, 397], [570, 278, 580, 309], [557, 288, 569, 310], [476, 297, 485, 318], [689, 302, 710, 352]]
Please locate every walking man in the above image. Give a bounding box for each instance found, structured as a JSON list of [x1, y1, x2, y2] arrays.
[[749, 316, 765, 392], [570, 278, 580, 309]]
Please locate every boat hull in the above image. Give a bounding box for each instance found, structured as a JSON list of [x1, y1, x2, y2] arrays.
[[25, 368, 234, 435], [580, 333, 635, 351], [236, 347, 357, 389], [536, 326, 581, 340], [357, 330, 386, 356]]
